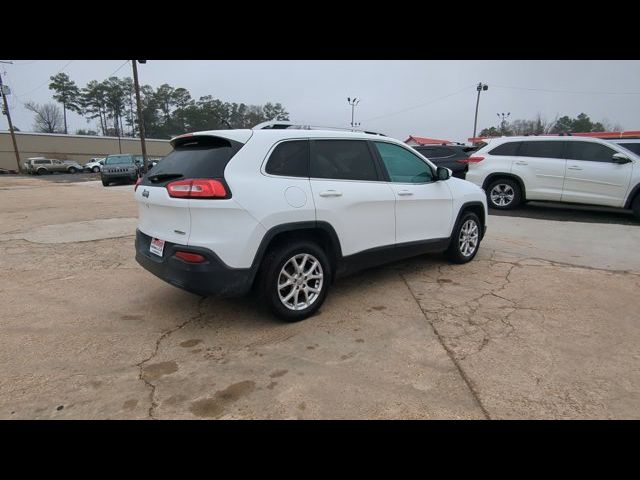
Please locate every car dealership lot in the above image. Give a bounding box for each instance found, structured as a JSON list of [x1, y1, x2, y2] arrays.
[[1, 176, 639, 419]]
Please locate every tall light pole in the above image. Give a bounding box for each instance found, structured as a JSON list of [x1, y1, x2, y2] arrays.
[[497, 112, 511, 135], [0, 61, 21, 173], [347, 97, 360, 131], [472, 82, 489, 141], [132, 60, 149, 174]]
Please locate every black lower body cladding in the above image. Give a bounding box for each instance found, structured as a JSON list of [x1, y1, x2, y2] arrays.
[[135, 229, 254, 297]]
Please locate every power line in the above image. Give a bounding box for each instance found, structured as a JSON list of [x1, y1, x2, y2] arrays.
[[363, 85, 476, 122], [492, 84, 640, 96], [15, 60, 74, 98], [107, 60, 130, 78]]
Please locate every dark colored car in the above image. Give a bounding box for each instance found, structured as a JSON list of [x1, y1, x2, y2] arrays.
[[412, 144, 477, 179], [101, 154, 144, 186]]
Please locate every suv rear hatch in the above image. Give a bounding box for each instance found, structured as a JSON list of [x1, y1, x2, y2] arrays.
[[135, 132, 249, 246]]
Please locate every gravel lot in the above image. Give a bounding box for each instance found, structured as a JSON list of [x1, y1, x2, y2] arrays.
[[1, 175, 639, 419]]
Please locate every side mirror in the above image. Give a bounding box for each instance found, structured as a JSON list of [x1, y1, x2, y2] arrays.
[[437, 166, 451, 181], [612, 153, 632, 164]]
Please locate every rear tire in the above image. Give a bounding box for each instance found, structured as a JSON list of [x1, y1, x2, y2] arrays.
[[259, 240, 331, 322], [445, 211, 482, 264], [486, 178, 522, 210], [632, 195, 640, 221]]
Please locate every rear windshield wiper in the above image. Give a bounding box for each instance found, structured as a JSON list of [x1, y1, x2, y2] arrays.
[[147, 173, 183, 183]]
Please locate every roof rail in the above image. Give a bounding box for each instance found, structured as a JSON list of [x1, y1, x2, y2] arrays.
[[252, 120, 386, 136]]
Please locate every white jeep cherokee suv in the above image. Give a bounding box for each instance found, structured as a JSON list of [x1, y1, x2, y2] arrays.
[[134, 127, 488, 321], [465, 136, 640, 219]]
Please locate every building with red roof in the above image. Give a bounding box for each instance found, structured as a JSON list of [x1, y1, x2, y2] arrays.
[[405, 135, 453, 146]]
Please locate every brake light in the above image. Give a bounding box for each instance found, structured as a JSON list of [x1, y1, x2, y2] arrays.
[[166, 179, 227, 199], [134, 177, 141, 191], [174, 251, 206, 263], [457, 156, 485, 164]]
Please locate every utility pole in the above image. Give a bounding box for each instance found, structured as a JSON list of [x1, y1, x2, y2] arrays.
[[472, 82, 489, 141], [132, 60, 148, 174], [0, 62, 21, 173], [347, 97, 360, 131]]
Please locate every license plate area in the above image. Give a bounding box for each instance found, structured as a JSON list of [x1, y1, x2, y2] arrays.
[[150, 237, 165, 257]]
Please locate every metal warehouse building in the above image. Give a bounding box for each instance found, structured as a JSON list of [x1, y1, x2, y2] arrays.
[[0, 131, 173, 171]]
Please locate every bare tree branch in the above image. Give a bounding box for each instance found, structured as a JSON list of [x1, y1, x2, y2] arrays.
[[24, 101, 64, 133]]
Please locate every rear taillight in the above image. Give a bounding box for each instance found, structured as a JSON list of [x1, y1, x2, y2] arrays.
[[457, 156, 485, 164], [166, 179, 227, 199], [174, 251, 206, 263], [134, 177, 141, 191]]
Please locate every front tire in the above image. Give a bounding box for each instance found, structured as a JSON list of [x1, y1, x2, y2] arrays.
[[486, 178, 522, 210], [68, 167, 77, 174], [260, 241, 331, 322], [445, 212, 482, 264], [92, 166, 100, 173]]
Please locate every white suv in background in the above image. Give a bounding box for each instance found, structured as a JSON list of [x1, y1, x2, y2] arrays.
[[465, 136, 640, 219], [134, 127, 488, 321]]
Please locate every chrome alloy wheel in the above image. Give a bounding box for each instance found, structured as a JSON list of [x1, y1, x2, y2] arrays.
[[490, 184, 515, 207], [459, 219, 479, 257], [278, 253, 324, 311]]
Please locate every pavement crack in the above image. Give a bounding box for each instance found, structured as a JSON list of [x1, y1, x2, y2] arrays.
[[136, 296, 207, 419], [400, 272, 491, 419]]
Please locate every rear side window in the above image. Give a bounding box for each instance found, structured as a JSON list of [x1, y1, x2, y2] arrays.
[[565, 141, 616, 162], [519, 141, 565, 159], [310, 140, 378, 181], [265, 140, 309, 177], [489, 141, 521, 156], [142, 136, 243, 186], [375, 141, 434, 183]]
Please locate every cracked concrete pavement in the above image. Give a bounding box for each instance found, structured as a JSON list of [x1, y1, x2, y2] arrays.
[[1, 176, 639, 419]]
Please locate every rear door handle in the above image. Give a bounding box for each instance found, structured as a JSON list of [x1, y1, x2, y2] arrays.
[[567, 166, 582, 170], [319, 190, 342, 197], [397, 189, 413, 196], [515, 161, 528, 165]]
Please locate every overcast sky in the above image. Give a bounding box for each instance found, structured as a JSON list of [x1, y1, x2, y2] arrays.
[[2, 60, 639, 142]]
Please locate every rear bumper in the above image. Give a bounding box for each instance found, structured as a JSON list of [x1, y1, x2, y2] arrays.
[[135, 229, 254, 297]]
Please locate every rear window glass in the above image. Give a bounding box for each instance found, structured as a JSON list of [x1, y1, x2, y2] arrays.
[[310, 140, 379, 181], [142, 136, 243, 185], [105, 155, 133, 165], [265, 140, 309, 177], [489, 142, 521, 156]]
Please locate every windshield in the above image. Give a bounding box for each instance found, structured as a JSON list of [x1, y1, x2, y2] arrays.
[[105, 155, 133, 165]]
